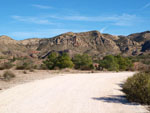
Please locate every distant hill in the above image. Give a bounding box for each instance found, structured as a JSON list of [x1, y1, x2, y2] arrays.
[[0, 30, 150, 59]]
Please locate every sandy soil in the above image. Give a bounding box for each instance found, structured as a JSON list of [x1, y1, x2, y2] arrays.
[[0, 72, 149, 113], [0, 69, 93, 92], [0, 70, 60, 92]]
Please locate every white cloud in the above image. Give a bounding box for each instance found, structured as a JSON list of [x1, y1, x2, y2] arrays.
[[32, 4, 53, 9], [48, 14, 138, 26], [113, 14, 137, 26], [11, 13, 138, 26], [49, 15, 116, 21], [8, 29, 88, 39], [12, 15, 54, 25], [142, 3, 150, 9], [100, 27, 108, 33]]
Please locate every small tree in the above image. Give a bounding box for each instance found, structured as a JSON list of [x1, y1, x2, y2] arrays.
[[115, 55, 133, 71], [43, 52, 74, 69], [72, 54, 93, 70], [43, 52, 58, 69], [99, 55, 133, 71], [99, 55, 119, 71], [56, 53, 74, 69]]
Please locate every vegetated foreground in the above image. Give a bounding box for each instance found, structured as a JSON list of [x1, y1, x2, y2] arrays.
[[0, 72, 148, 113]]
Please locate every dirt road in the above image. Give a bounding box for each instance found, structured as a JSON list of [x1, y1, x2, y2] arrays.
[[0, 72, 148, 113]]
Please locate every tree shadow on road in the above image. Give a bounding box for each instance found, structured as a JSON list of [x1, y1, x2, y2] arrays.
[[92, 83, 138, 105], [92, 95, 138, 105]]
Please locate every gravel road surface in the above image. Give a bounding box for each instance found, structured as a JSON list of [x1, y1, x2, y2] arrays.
[[0, 72, 149, 113]]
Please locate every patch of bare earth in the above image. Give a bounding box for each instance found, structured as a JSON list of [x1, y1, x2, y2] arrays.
[[0, 69, 95, 92]]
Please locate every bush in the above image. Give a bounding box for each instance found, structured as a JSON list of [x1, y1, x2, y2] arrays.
[[16, 62, 32, 70], [33, 65, 37, 69], [122, 72, 150, 105], [72, 54, 94, 70], [43, 52, 58, 70], [0, 62, 13, 70], [3, 70, 16, 81], [130, 55, 150, 65], [98, 55, 133, 71], [56, 53, 74, 69], [40, 64, 48, 70], [0, 66, 5, 70], [99, 55, 119, 71], [43, 52, 74, 70], [115, 55, 133, 71]]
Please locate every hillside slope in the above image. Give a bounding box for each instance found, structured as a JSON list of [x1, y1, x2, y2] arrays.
[[0, 30, 150, 58]]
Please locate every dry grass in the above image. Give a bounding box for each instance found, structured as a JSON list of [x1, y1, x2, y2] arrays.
[[2, 70, 16, 81]]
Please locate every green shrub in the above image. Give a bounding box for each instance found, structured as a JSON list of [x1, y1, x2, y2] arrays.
[[115, 55, 133, 71], [16, 62, 32, 70], [72, 54, 93, 70], [43, 52, 74, 70], [130, 55, 150, 65], [40, 64, 48, 70], [99, 55, 119, 71], [0, 66, 5, 70], [33, 65, 37, 69], [10, 57, 16, 62], [3, 70, 16, 81], [43, 52, 58, 70], [0, 56, 5, 59], [98, 55, 133, 71], [0, 62, 13, 70], [56, 53, 74, 69], [122, 72, 150, 105]]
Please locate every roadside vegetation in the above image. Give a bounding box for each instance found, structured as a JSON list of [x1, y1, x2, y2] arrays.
[[43, 52, 74, 70], [72, 54, 94, 70], [2, 53, 150, 72], [42, 53, 134, 71], [0, 53, 150, 106], [2, 70, 16, 81], [0, 62, 13, 70], [0, 53, 134, 71], [123, 72, 150, 105], [98, 55, 133, 71]]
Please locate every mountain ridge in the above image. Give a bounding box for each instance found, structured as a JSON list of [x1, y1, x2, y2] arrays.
[[0, 30, 150, 58]]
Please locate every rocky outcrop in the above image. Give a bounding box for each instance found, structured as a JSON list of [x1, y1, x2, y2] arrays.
[[115, 36, 141, 56], [128, 31, 150, 43], [37, 31, 121, 58], [19, 38, 41, 50]]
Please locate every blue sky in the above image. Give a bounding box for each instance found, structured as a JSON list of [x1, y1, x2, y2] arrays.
[[0, 0, 150, 40]]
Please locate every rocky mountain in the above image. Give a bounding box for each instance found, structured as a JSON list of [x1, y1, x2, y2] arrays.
[[37, 31, 120, 58], [19, 38, 41, 50], [0, 30, 150, 59]]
